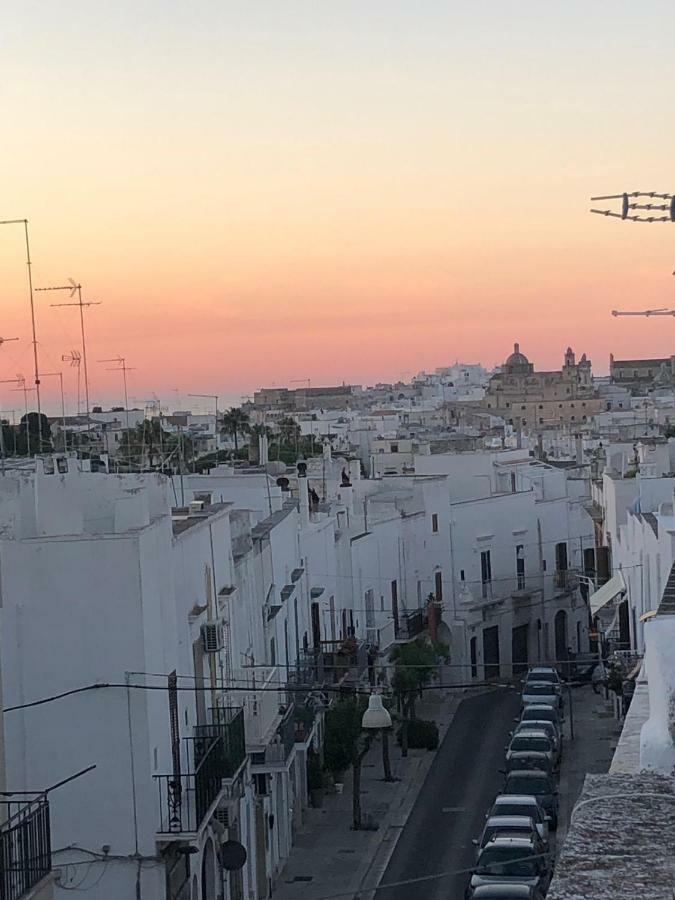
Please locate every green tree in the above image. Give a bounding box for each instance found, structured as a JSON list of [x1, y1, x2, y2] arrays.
[[221, 407, 250, 452], [390, 638, 446, 757], [324, 697, 375, 830], [19, 412, 52, 455]]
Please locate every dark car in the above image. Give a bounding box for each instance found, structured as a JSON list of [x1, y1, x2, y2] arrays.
[[474, 816, 547, 858], [488, 795, 550, 843], [504, 751, 554, 777], [503, 771, 559, 829], [468, 835, 551, 895], [467, 884, 545, 900]]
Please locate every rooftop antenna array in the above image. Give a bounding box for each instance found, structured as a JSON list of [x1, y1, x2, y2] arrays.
[[37, 279, 101, 439]]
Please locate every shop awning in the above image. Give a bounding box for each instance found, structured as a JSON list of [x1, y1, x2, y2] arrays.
[[589, 572, 626, 617]]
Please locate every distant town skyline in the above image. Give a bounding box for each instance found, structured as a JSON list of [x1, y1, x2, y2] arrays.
[[3, 2, 675, 414]]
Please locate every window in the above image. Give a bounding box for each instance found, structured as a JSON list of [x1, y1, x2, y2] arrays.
[[522, 419, 527, 426], [555, 542, 568, 572], [539, 418, 544, 424], [390, 443, 399, 453], [435, 570, 443, 603], [431, 513, 439, 533], [516, 545, 525, 589], [521, 405, 526, 411], [460, 569, 465, 581], [270, 637, 276, 665], [470, 636, 478, 679], [481, 550, 492, 599], [510, 472, 517, 493], [538, 404, 543, 410]]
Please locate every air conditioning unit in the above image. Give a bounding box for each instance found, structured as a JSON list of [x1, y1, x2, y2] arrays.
[[201, 622, 224, 653]]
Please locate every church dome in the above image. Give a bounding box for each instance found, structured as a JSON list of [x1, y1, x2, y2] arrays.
[[505, 343, 530, 367], [504, 344, 533, 373]]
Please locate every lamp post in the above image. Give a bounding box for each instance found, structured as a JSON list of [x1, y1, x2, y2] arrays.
[[353, 693, 392, 830]]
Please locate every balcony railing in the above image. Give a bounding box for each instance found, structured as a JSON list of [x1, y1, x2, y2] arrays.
[[318, 639, 369, 685], [155, 707, 246, 835], [395, 608, 428, 640], [251, 709, 297, 766], [0, 795, 51, 900], [554, 569, 580, 592]]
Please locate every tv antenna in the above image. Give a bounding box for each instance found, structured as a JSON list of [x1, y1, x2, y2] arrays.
[[0, 337, 19, 349], [62, 350, 82, 415], [37, 279, 101, 437], [590, 191, 675, 223], [611, 308, 675, 318]]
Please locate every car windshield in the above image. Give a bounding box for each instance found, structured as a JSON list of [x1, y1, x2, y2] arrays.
[[525, 685, 556, 696], [506, 776, 551, 795], [495, 803, 542, 823], [511, 737, 551, 753], [527, 671, 558, 684], [523, 708, 556, 723], [477, 846, 539, 877]]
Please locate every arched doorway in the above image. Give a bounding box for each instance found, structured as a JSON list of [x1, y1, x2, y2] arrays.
[[201, 838, 217, 900], [554, 610, 568, 667]]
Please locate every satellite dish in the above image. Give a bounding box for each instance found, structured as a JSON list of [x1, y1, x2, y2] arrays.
[[220, 839, 247, 871]]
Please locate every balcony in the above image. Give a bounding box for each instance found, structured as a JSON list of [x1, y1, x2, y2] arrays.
[[554, 569, 580, 592], [155, 707, 245, 836], [395, 608, 428, 641], [0, 795, 51, 900], [251, 710, 297, 767], [320, 638, 369, 686]]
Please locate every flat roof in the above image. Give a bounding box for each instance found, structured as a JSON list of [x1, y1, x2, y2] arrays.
[[548, 773, 675, 899]]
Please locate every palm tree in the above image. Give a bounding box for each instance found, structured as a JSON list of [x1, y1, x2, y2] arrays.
[[277, 416, 301, 447], [221, 407, 250, 452]]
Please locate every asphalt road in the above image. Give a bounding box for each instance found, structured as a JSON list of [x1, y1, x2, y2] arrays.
[[376, 689, 522, 900]]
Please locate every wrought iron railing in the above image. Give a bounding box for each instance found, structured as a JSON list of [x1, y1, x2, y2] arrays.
[[251, 709, 297, 766], [0, 795, 51, 900], [155, 707, 246, 834], [395, 609, 427, 640]]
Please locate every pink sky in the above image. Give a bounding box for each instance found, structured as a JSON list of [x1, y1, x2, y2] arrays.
[[2, 2, 675, 415]]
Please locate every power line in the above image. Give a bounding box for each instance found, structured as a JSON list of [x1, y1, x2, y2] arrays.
[[3, 678, 517, 715]]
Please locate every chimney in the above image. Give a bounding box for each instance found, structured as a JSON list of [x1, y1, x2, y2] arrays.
[[575, 434, 583, 467], [323, 440, 332, 464], [298, 474, 310, 528], [259, 433, 269, 466]]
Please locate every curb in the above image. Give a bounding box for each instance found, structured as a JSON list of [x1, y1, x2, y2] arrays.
[[353, 690, 466, 899]]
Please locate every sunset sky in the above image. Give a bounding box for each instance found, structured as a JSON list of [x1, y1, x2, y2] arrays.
[[2, 1, 675, 415]]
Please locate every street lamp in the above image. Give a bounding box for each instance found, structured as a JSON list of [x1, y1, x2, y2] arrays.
[[361, 693, 392, 730], [351, 692, 394, 831]]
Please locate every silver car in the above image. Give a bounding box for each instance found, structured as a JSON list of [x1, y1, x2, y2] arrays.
[[521, 682, 563, 713], [469, 835, 551, 895], [488, 795, 550, 843], [474, 816, 548, 858], [506, 731, 557, 772], [512, 723, 561, 766]]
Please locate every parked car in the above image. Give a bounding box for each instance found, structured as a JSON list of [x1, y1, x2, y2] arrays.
[[467, 886, 545, 900], [504, 751, 554, 777], [473, 816, 547, 858], [524, 666, 561, 686], [488, 795, 550, 843], [503, 770, 559, 829], [519, 703, 562, 735], [513, 720, 562, 763], [468, 835, 551, 895], [506, 730, 557, 771], [521, 682, 563, 713]]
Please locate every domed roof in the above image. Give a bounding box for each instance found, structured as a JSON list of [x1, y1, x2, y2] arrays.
[[505, 343, 530, 367]]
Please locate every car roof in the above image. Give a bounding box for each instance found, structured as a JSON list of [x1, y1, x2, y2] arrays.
[[508, 750, 550, 757], [486, 816, 535, 828], [484, 834, 536, 848], [470, 886, 535, 899], [517, 720, 555, 729], [507, 770, 551, 781], [528, 666, 558, 673], [493, 794, 540, 805]]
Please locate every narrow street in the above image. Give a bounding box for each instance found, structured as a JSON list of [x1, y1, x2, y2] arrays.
[[377, 689, 521, 900]]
